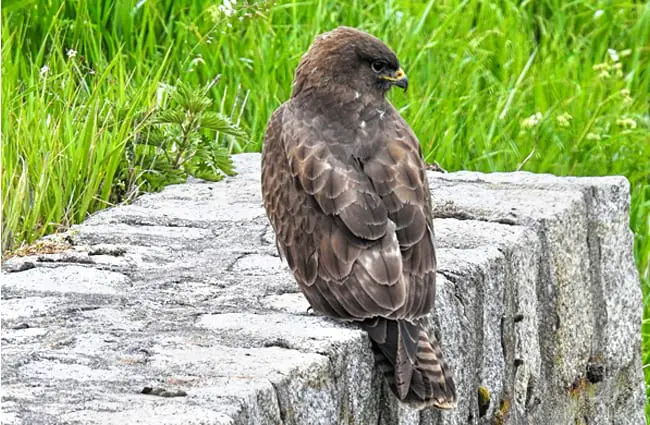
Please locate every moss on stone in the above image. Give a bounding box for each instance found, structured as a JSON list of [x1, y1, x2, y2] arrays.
[[478, 386, 491, 417], [492, 396, 511, 425]]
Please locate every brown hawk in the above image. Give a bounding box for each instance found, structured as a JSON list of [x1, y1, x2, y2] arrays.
[[261, 26, 456, 409]]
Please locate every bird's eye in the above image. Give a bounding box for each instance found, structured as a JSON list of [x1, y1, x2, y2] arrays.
[[371, 61, 386, 73]]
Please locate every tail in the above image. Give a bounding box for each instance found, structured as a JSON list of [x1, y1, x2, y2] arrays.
[[361, 318, 457, 410]]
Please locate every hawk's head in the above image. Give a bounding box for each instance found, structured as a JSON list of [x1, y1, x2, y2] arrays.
[[292, 27, 408, 99]]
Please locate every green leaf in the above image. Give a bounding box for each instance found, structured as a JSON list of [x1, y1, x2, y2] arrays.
[[155, 109, 186, 125], [170, 83, 194, 110], [171, 82, 212, 114], [135, 126, 170, 148], [200, 112, 248, 140], [209, 145, 236, 177], [188, 160, 224, 182], [187, 95, 212, 114]]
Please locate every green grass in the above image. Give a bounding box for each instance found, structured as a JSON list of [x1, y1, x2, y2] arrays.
[[2, 0, 649, 415]]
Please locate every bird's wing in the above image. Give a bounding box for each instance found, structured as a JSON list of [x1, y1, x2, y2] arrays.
[[281, 109, 389, 242], [361, 109, 437, 318], [262, 104, 319, 286]]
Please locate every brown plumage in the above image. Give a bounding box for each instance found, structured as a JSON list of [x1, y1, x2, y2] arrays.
[[261, 26, 456, 409]]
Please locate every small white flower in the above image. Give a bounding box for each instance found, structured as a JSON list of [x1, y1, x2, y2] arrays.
[[218, 0, 236, 17], [40, 65, 50, 77], [67, 49, 78, 58], [586, 133, 601, 141], [556, 112, 573, 128], [616, 118, 637, 129], [620, 88, 633, 105], [607, 48, 619, 62], [593, 9, 604, 19], [521, 112, 543, 129]]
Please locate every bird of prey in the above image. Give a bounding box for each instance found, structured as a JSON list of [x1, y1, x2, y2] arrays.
[[261, 26, 456, 409]]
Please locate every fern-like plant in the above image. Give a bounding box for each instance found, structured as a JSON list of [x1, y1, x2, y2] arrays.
[[118, 78, 248, 199]]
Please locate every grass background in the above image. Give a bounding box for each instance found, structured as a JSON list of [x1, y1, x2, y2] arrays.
[[2, 0, 649, 416]]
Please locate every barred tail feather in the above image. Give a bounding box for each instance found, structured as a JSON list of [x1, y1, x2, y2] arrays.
[[362, 318, 456, 409]]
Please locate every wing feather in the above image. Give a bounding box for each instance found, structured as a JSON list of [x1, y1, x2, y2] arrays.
[[362, 113, 437, 318], [283, 110, 388, 241]]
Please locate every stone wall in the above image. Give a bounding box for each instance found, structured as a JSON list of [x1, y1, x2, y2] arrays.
[[1, 153, 645, 424]]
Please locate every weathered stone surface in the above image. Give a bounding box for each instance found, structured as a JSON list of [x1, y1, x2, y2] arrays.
[[1, 153, 644, 425]]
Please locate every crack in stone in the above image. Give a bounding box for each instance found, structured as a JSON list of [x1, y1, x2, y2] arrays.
[[225, 252, 255, 272], [585, 185, 607, 359], [435, 209, 520, 226], [117, 217, 206, 228], [269, 380, 287, 425]]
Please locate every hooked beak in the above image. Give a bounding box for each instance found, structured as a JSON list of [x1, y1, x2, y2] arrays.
[[381, 67, 408, 91]]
